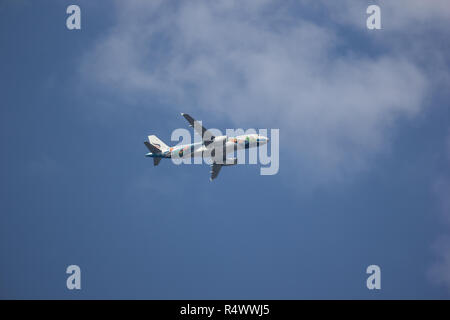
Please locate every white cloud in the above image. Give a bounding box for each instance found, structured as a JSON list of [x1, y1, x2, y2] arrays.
[[80, 0, 442, 183], [381, 0, 450, 28]]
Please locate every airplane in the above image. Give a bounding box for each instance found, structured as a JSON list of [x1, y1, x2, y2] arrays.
[[144, 113, 269, 180]]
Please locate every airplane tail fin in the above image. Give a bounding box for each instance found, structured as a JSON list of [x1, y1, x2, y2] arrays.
[[145, 136, 169, 167], [148, 135, 169, 152], [144, 141, 160, 153]]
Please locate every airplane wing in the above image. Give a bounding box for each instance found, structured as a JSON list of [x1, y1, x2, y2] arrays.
[[181, 113, 215, 143], [153, 158, 162, 166], [210, 163, 223, 181]]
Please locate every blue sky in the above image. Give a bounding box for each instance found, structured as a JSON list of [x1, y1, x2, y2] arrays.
[[1, 0, 449, 299]]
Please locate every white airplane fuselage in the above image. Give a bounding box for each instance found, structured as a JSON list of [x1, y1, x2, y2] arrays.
[[145, 133, 269, 160]]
